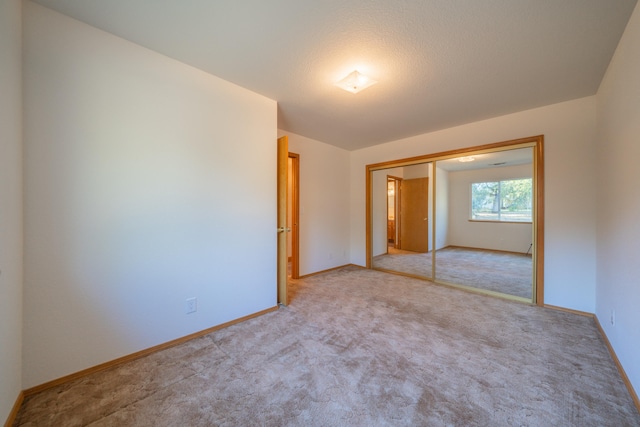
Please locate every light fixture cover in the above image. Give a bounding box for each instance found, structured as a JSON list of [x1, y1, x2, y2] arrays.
[[335, 70, 377, 94], [458, 156, 476, 163]]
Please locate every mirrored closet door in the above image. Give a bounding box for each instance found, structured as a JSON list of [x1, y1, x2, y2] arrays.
[[366, 136, 543, 304]]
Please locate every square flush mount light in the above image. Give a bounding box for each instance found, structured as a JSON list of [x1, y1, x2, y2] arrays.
[[458, 156, 476, 163], [335, 70, 377, 94]]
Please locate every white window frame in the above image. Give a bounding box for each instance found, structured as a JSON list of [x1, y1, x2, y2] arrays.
[[470, 178, 532, 223]]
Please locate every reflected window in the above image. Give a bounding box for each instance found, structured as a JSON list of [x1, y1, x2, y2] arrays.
[[471, 178, 532, 222]]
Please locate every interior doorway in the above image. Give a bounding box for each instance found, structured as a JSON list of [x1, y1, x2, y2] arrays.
[[386, 176, 402, 250], [277, 135, 300, 307], [288, 153, 300, 279]]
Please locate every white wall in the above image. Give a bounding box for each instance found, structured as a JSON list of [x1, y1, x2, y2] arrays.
[[23, 2, 277, 388], [277, 130, 350, 275], [434, 165, 449, 250], [596, 2, 640, 399], [403, 163, 429, 179], [371, 167, 404, 257], [372, 168, 390, 257], [448, 164, 533, 253], [350, 96, 598, 312], [372, 164, 439, 256], [0, 0, 23, 420]]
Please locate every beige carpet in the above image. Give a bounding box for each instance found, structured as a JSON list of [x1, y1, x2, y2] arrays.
[[14, 267, 639, 426], [373, 246, 533, 299]]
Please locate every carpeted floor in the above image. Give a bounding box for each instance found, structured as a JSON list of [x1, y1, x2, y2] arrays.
[[373, 246, 533, 299], [14, 267, 639, 426]]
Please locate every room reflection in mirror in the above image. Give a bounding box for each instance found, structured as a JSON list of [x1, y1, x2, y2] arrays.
[[368, 142, 539, 304], [372, 162, 434, 279], [433, 148, 533, 301]]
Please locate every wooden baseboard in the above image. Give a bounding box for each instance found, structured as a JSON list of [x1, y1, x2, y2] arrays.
[[4, 390, 24, 427], [23, 306, 278, 397], [298, 263, 362, 279], [543, 304, 594, 318], [445, 245, 531, 256], [593, 315, 640, 413]]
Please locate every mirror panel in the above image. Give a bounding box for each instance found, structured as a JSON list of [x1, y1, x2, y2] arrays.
[[367, 137, 543, 304], [371, 163, 433, 279], [433, 148, 533, 300]]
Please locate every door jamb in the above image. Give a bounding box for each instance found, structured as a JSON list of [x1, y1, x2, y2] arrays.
[[289, 152, 300, 279], [277, 136, 288, 305]]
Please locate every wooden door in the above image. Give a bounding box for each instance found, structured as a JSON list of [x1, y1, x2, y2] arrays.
[[400, 177, 429, 253], [277, 136, 288, 305]]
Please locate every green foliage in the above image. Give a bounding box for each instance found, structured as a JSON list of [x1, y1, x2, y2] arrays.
[[472, 178, 532, 221], [500, 179, 532, 211]]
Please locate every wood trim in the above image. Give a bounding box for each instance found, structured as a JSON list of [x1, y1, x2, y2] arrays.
[[444, 245, 532, 256], [366, 165, 372, 268], [543, 304, 594, 318], [535, 136, 545, 306], [468, 219, 532, 225], [393, 176, 403, 249], [277, 136, 288, 305], [3, 391, 24, 427], [22, 306, 278, 397], [436, 279, 534, 304], [374, 266, 533, 304], [432, 166, 437, 277], [593, 315, 640, 413], [289, 152, 300, 279], [367, 136, 541, 171], [298, 264, 359, 279], [366, 135, 544, 305]]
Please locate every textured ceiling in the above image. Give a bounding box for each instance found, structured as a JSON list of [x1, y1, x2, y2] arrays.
[[31, 0, 638, 150], [436, 148, 532, 172]]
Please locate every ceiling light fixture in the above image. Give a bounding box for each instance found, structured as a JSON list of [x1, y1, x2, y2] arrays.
[[458, 156, 476, 163], [335, 70, 377, 94]]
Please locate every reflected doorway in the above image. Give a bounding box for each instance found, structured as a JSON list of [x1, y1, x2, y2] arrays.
[[400, 176, 429, 253], [287, 153, 300, 280], [386, 176, 401, 250]]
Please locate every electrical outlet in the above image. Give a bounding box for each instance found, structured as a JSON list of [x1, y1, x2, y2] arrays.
[[610, 309, 615, 326], [186, 297, 197, 314]]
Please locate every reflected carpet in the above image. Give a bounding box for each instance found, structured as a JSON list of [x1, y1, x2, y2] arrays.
[[373, 246, 533, 299]]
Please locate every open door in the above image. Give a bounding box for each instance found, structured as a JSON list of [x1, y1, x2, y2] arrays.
[[277, 136, 289, 305]]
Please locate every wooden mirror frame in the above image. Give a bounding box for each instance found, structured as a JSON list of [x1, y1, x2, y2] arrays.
[[366, 135, 544, 305]]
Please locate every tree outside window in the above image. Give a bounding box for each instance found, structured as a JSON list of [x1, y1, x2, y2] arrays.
[[471, 178, 532, 222]]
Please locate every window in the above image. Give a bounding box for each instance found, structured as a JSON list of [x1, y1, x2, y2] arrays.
[[471, 178, 532, 222]]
